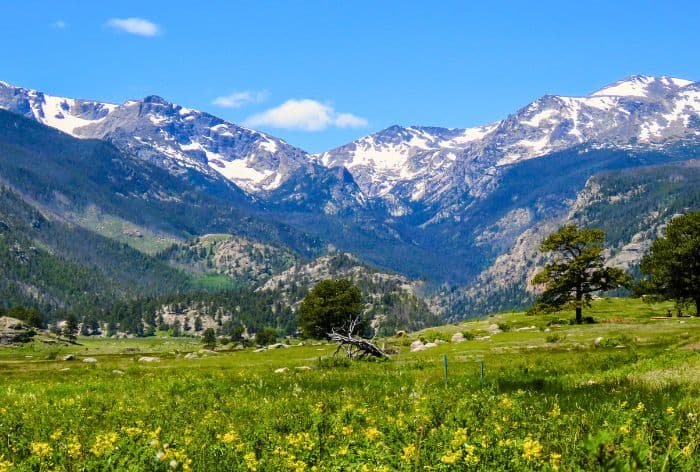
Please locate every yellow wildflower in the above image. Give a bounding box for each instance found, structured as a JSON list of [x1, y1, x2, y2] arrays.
[[499, 397, 513, 409], [67, 437, 82, 458], [123, 426, 143, 437], [31, 441, 52, 458], [619, 424, 630, 434], [549, 404, 561, 418], [220, 431, 239, 445], [550, 452, 562, 471], [440, 449, 462, 464], [341, 425, 353, 436], [338, 445, 349, 456], [464, 444, 479, 465], [244, 451, 257, 471], [50, 430, 63, 441], [522, 438, 543, 461], [91, 431, 118, 456], [635, 402, 645, 412], [680, 441, 694, 457], [450, 427, 468, 448], [0, 455, 13, 472], [401, 443, 417, 463], [365, 427, 382, 441], [666, 406, 675, 417]]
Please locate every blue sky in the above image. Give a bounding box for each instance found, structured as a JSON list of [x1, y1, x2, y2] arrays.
[[1, 0, 698, 152]]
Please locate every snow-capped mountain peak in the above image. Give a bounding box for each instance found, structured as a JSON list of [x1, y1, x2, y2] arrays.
[[320, 75, 699, 217], [591, 74, 693, 98], [0, 82, 311, 194]]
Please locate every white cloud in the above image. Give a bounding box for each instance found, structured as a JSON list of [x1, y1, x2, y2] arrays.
[[245, 99, 368, 131], [212, 90, 269, 108], [50, 20, 67, 29], [106, 17, 161, 37]]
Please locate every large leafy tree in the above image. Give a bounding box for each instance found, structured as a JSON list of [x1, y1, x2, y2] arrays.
[[639, 211, 700, 315], [299, 279, 366, 339], [532, 225, 631, 323]]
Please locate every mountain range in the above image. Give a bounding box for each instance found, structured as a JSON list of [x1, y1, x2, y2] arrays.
[[1, 75, 699, 322]]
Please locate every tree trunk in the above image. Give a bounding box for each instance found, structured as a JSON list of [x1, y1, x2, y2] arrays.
[[575, 289, 583, 324], [695, 297, 700, 317]]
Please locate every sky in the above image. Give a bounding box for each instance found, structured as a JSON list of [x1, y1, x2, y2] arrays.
[[1, 0, 699, 152]]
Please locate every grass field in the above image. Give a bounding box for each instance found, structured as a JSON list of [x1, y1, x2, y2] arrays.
[[0, 298, 698, 470]]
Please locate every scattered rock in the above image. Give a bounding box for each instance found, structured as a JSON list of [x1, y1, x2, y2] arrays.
[[295, 366, 313, 371], [62, 354, 75, 361], [274, 367, 289, 374], [544, 328, 551, 333], [594, 337, 604, 346], [198, 349, 217, 355], [112, 369, 125, 375], [451, 332, 466, 343], [423, 342, 438, 349], [475, 336, 491, 341], [515, 326, 538, 332], [410, 340, 424, 352], [138, 356, 160, 363], [267, 343, 289, 349], [395, 330, 407, 337], [184, 352, 199, 360], [487, 324, 502, 335], [82, 357, 97, 363], [434, 339, 447, 345], [60, 367, 70, 371], [254, 348, 266, 353]]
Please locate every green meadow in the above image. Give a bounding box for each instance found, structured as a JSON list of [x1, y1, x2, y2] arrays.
[[0, 298, 698, 471]]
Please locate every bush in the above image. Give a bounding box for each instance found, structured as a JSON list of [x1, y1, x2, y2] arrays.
[[461, 331, 476, 340], [419, 330, 450, 343], [497, 322, 511, 332], [545, 333, 564, 343], [255, 327, 278, 346]]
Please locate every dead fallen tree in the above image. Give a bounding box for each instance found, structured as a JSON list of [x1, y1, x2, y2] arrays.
[[328, 331, 388, 359]]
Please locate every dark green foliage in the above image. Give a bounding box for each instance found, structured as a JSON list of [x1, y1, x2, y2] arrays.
[[63, 313, 79, 342], [255, 326, 278, 346], [532, 225, 631, 323], [639, 211, 700, 315], [4, 305, 44, 328], [202, 328, 217, 348], [298, 279, 366, 339]]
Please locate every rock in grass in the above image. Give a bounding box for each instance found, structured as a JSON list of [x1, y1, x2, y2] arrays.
[[138, 356, 160, 363], [423, 342, 438, 349], [274, 367, 289, 374], [82, 357, 97, 363], [451, 332, 466, 343], [254, 348, 266, 353], [594, 337, 603, 346], [112, 370, 125, 375], [487, 324, 502, 334], [295, 366, 313, 371], [409, 340, 424, 351], [267, 343, 289, 349], [184, 352, 199, 360], [62, 354, 75, 361]]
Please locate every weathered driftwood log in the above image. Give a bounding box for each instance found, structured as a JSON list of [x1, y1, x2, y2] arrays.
[[328, 332, 388, 359]]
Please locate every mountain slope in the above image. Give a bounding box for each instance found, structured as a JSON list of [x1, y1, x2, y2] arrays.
[[0, 109, 321, 256], [0, 184, 192, 318], [0, 82, 312, 194], [443, 158, 700, 318]]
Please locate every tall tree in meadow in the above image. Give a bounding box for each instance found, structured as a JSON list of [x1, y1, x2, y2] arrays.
[[639, 211, 700, 315], [532, 225, 631, 323], [299, 279, 367, 339]]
